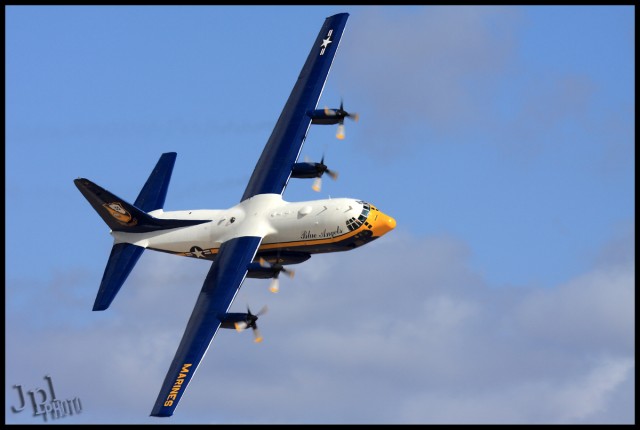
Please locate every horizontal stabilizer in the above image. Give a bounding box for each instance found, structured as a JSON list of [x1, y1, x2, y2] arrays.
[[74, 178, 208, 233], [93, 243, 145, 311]]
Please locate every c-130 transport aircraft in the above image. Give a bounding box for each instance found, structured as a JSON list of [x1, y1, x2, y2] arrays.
[[75, 12, 395, 417]]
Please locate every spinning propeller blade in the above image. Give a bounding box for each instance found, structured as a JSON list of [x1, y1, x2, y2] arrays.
[[323, 99, 358, 139], [337, 99, 358, 139], [259, 259, 294, 292], [311, 154, 338, 192], [237, 305, 267, 342], [269, 277, 280, 293], [253, 327, 263, 343]]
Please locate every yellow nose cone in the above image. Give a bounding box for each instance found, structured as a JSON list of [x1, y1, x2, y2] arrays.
[[372, 211, 396, 237]]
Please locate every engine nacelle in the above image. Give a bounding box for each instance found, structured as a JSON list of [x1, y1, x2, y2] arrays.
[[220, 313, 253, 330], [247, 254, 303, 293], [246, 263, 279, 279], [307, 108, 343, 125], [220, 306, 267, 341], [291, 162, 326, 179]]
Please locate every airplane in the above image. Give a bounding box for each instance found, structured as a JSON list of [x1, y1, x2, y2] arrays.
[[74, 12, 395, 418]]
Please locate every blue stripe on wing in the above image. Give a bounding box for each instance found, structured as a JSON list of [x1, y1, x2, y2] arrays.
[[150, 236, 262, 417], [241, 13, 349, 201]]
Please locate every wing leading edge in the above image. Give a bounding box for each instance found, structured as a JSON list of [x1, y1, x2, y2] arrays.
[[150, 236, 262, 417], [241, 13, 349, 201]]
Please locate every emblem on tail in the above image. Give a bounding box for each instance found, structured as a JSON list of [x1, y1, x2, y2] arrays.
[[102, 202, 138, 226]]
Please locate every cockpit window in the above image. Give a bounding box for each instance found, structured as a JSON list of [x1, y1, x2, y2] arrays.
[[346, 217, 359, 231], [346, 201, 371, 231]]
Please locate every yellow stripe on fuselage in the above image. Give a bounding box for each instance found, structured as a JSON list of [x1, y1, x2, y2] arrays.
[[169, 219, 371, 259], [165, 207, 396, 260], [259, 222, 370, 251]]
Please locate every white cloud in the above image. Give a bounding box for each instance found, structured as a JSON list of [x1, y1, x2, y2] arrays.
[[398, 356, 634, 424], [8, 226, 633, 423], [548, 356, 634, 423], [514, 262, 634, 353]]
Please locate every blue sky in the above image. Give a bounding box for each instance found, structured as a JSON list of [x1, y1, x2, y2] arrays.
[[5, 5, 634, 424]]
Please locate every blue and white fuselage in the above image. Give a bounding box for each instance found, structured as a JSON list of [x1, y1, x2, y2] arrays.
[[115, 195, 395, 263]]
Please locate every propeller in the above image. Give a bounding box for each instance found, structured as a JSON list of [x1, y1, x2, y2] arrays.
[[234, 305, 268, 343], [324, 99, 359, 140], [311, 154, 338, 192], [259, 258, 295, 293]]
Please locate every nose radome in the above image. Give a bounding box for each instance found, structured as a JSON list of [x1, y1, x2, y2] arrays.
[[372, 211, 396, 237], [387, 215, 396, 230]]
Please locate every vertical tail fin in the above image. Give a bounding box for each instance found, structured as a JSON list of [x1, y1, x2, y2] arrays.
[[74, 153, 207, 234]]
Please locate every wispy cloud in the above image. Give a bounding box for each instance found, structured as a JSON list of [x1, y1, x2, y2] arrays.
[[334, 6, 632, 171], [6, 225, 634, 423]]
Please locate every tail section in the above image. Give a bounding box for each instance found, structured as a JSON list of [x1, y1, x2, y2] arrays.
[[74, 179, 206, 234], [75, 152, 208, 310]]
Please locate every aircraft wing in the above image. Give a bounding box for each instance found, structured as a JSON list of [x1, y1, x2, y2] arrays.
[[150, 13, 349, 418], [150, 236, 262, 417], [241, 13, 349, 201]]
